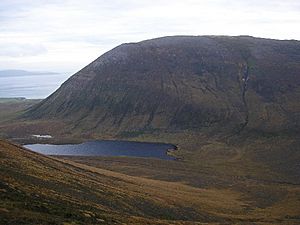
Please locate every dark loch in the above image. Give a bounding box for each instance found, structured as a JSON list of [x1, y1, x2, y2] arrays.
[[24, 140, 176, 160]]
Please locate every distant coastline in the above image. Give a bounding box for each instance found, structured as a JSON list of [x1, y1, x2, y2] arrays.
[[0, 69, 60, 77]]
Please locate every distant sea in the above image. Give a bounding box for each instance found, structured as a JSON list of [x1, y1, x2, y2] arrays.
[[0, 73, 70, 99]]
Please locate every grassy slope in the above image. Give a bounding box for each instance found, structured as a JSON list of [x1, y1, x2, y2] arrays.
[[1, 138, 300, 225], [0, 98, 70, 142], [0, 139, 251, 224], [0, 98, 41, 140], [0, 98, 40, 122]]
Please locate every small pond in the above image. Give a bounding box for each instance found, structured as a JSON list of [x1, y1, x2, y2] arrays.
[[24, 140, 176, 160]]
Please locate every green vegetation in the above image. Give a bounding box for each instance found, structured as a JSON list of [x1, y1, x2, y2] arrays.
[[0, 98, 40, 123]]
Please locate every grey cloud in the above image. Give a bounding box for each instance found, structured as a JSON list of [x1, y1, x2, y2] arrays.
[[0, 43, 47, 57]]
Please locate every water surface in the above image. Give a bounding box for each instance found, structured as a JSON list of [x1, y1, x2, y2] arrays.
[[25, 140, 175, 160], [0, 73, 69, 99]]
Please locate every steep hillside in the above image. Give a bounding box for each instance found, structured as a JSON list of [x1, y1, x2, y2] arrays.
[[0, 139, 232, 224], [26, 36, 300, 135], [1, 139, 300, 225]]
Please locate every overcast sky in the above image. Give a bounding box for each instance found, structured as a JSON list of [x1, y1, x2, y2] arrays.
[[1, 0, 300, 74]]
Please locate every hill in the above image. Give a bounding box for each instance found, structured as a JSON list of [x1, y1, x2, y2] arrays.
[[26, 36, 300, 135]]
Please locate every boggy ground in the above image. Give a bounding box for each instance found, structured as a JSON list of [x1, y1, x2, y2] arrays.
[[58, 130, 300, 224]]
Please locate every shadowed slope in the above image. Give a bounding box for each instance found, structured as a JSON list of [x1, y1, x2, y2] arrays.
[[26, 36, 300, 135]]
